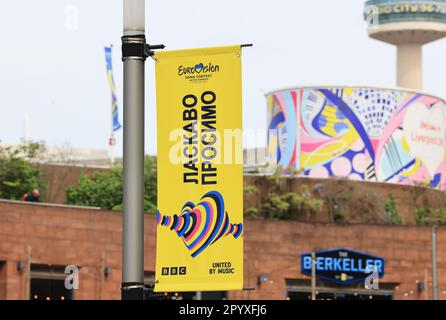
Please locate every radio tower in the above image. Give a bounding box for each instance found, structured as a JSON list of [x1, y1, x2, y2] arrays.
[[365, 0, 446, 90]]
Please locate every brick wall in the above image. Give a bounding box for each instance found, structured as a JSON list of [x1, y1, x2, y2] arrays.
[[235, 220, 446, 300], [39, 164, 108, 204], [0, 200, 444, 300], [244, 175, 446, 225], [0, 200, 125, 300]]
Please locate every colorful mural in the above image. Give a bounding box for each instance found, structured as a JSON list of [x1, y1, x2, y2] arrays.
[[267, 87, 446, 189]]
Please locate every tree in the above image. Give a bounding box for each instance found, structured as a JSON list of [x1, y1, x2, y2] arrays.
[[65, 156, 157, 212], [0, 142, 47, 200], [65, 167, 123, 210]]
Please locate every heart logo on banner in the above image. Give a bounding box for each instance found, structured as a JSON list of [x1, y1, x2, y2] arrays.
[[403, 102, 445, 177], [156, 191, 243, 258], [195, 63, 204, 73]]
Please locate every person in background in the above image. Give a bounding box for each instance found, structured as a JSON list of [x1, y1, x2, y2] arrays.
[[22, 188, 41, 203]]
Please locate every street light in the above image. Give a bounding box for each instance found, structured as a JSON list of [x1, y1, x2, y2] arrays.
[[121, 0, 146, 300]]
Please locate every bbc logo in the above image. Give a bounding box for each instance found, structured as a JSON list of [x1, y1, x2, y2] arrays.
[[162, 266, 187, 276]]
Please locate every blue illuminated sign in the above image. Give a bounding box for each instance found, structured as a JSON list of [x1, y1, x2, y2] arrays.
[[301, 248, 385, 284]]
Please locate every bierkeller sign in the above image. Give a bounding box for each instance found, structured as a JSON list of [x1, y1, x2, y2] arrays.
[[301, 248, 385, 284]]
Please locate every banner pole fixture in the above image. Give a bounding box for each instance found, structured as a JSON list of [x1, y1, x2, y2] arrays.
[[121, 0, 146, 300], [121, 0, 164, 300]]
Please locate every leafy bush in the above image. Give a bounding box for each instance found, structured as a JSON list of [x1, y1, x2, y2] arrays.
[[408, 184, 446, 226], [65, 156, 157, 212], [66, 167, 123, 210], [258, 188, 323, 221], [244, 172, 323, 220], [143, 156, 157, 212], [260, 192, 294, 220], [0, 142, 46, 200], [243, 185, 258, 194], [384, 193, 402, 225], [244, 207, 260, 218], [416, 206, 446, 226]]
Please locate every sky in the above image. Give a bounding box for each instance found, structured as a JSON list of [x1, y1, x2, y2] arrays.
[[1, 0, 446, 156]]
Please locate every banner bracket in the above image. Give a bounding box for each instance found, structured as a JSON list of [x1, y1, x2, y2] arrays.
[[121, 35, 165, 61], [146, 43, 166, 58]]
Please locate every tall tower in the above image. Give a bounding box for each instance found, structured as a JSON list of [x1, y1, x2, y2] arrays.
[[365, 0, 446, 90]]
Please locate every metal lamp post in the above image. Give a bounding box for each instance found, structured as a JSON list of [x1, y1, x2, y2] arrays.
[[121, 0, 146, 300], [432, 225, 438, 300]]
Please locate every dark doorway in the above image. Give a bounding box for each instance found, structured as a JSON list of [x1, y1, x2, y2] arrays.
[[30, 264, 75, 300], [30, 278, 74, 300]]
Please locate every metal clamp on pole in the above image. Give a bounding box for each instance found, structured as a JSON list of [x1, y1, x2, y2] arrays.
[[122, 35, 148, 61], [122, 35, 165, 60], [143, 285, 164, 300], [121, 282, 145, 300]]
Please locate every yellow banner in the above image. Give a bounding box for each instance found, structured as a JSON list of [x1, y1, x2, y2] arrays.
[[154, 46, 244, 292]]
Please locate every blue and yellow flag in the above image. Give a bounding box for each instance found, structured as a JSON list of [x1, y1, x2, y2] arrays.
[[105, 46, 122, 132]]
